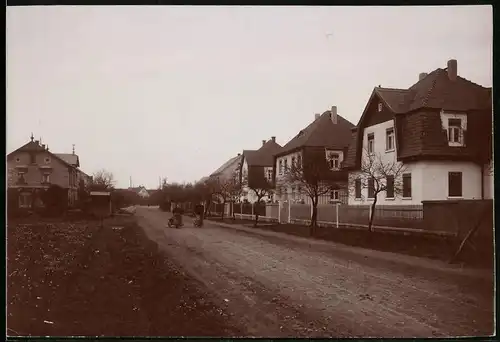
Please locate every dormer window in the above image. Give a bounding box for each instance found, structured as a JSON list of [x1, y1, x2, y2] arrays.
[[378, 102, 383, 112], [448, 118, 463, 145], [328, 153, 340, 170]]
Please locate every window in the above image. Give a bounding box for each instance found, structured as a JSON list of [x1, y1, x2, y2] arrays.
[[15, 157, 20, 163], [386, 175, 395, 198], [291, 187, 296, 200], [17, 172, 26, 184], [367, 133, 375, 153], [402, 173, 412, 198], [42, 174, 50, 184], [330, 190, 339, 200], [19, 193, 32, 208], [448, 172, 463, 197], [284, 158, 288, 171], [448, 118, 463, 144], [386, 128, 395, 151], [29, 153, 36, 164], [279, 160, 283, 175], [367, 178, 375, 198], [297, 155, 302, 168], [267, 169, 273, 181], [378, 102, 383, 112], [44, 157, 51, 164], [329, 153, 340, 170], [355, 179, 361, 199], [291, 156, 296, 168]]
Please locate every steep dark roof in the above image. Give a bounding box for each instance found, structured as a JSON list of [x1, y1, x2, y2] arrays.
[[344, 61, 492, 169], [245, 140, 282, 167], [55, 153, 80, 167], [277, 111, 355, 157]]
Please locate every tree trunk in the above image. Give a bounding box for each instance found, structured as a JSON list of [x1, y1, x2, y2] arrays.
[[310, 198, 318, 236], [368, 196, 377, 233], [220, 201, 225, 220]]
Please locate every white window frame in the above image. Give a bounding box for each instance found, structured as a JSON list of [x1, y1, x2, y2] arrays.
[[386, 128, 395, 152], [447, 118, 464, 145], [367, 133, 375, 154], [328, 153, 340, 170], [17, 171, 26, 184], [42, 173, 50, 184], [378, 102, 383, 112], [330, 190, 339, 200]]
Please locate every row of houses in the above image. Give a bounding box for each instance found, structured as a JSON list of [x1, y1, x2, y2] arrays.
[[7, 135, 93, 210], [204, 59, 493, 208]]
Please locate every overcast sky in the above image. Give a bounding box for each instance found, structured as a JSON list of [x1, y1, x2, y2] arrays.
[[7, 5, 492, 189]]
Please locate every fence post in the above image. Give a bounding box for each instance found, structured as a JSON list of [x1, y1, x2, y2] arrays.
[[336, 203, 339, 228], [278, 201, 281, 223], [231, 201, 233, 217], [369, 205, 372, 221], [251, 202, 254, 219], [288, 200, 291, 223]]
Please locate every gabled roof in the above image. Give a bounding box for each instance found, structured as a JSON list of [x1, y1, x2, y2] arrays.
[[276, 111, 355, 157], [210, 154, 242, 177], [54, 153, 80, 167], [343, 60, 492, 169], [243, 139, 283, 167], [7, 139, 78, 169]]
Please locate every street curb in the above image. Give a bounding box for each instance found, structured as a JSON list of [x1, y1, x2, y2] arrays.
[[207, 220, 493, 281]]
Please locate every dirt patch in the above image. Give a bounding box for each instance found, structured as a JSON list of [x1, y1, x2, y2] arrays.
[[206, 218, 493, 269], [7, 216, 241, 337]]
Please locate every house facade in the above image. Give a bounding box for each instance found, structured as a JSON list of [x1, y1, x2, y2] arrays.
[[344, 59, 493, 206], [7, 135, 92, 209], [129, 186, 150, 198], [274, 106, 354, 205], [240, 137, 282, 203]]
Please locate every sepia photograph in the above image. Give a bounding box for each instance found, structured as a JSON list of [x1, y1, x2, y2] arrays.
[[6, 4, 494, 338]]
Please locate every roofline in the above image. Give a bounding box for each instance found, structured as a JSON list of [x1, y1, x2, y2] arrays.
[[7, 144, 79, 170]]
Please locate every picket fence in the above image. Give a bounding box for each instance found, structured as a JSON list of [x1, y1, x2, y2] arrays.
[[210, 201, 424, 230]]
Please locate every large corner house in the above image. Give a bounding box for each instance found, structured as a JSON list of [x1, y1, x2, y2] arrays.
[[343, 59, 493, 205], [7, 135, 93, 210], [274, 106, 355, 205]]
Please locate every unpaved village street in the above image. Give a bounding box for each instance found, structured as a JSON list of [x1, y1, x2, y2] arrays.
[[136, 207, 494, 338]]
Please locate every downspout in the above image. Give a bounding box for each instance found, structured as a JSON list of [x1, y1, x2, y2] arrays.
[[480, 163, 485, 200]]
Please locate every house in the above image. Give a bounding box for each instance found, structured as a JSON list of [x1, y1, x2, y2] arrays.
[[343, 59, 493, 206], [128, 186, 150, 198], [240, 137, 282, 203], [209, 153, 243, 182], [7, 135, 92, 210], [273, 106, 355, 205]]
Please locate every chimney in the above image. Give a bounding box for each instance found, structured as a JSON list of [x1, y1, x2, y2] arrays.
[[262, 140, 266, 146], [315, 113, 320, 121], [46, 145, 49, 151], [237, 153, 241, 156], [271, 136, 276, 142], [331, 106, 338, 124], [447, 59, 457, 81], [419, 72, 428, 81], [42, 144, 45, 149]]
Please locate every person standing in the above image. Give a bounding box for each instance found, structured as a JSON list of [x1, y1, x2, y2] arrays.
[[194, 203, 204, 227]]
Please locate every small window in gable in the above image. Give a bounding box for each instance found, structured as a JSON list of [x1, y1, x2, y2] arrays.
[[378, 102, 383, 112], [44, 157, 51, 164], [15, 157, 20, 163]]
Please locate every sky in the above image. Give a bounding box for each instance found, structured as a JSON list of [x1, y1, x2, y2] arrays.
[[7, 5, 493, 189]]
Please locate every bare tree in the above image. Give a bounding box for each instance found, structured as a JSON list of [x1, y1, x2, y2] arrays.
[[349, 148, 407, 232], [243, 167, 273, 226], [212, 172, 241, 220], [281, 148, 345, 234], [89, 169, 115, 191]]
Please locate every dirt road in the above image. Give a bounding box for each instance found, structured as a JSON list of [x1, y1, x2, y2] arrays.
[[136, 207, 494, 338]]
